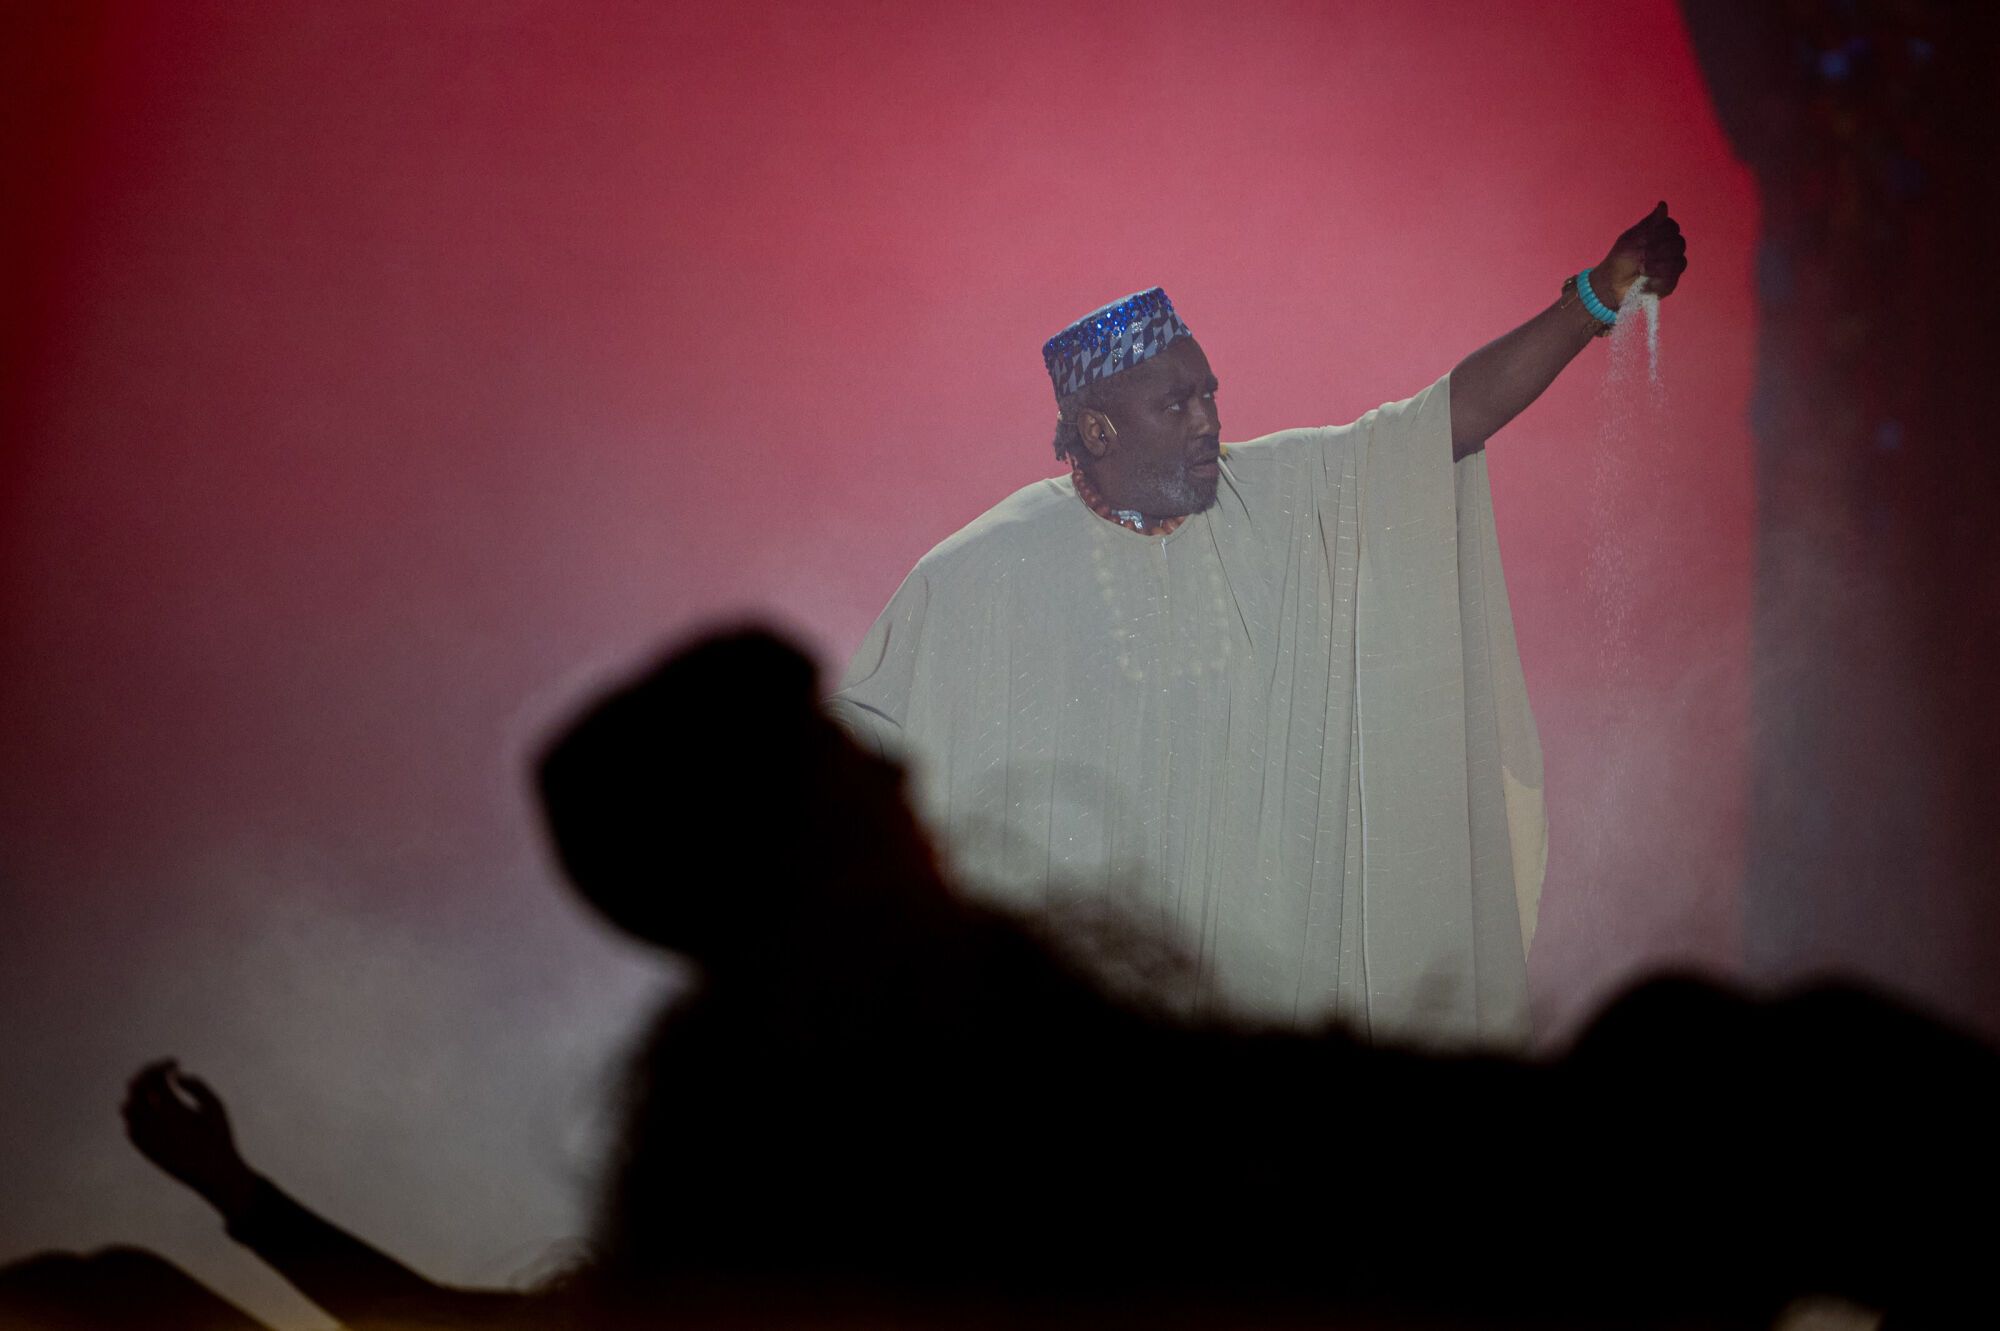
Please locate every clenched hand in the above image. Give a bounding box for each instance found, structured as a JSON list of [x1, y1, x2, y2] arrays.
[[1593, 201, 1688, 305], [122, 1059, 260, 1218]]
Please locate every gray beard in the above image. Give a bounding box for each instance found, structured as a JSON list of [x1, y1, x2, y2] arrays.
[[1136, 461, 1218, 519]]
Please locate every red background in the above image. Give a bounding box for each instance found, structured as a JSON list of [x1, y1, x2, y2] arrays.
[[2, 3, 1757, 1322]]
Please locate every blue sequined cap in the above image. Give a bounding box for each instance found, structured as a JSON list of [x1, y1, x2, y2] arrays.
[[1042, 288, 1191, 398]]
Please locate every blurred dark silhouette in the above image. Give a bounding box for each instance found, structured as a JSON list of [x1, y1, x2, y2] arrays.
[[4, 627, 1995, 1331], [1680, 0, 2000, 1036]]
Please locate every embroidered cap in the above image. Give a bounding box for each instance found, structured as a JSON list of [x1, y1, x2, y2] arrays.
[[1042, 288, 1191, 398]]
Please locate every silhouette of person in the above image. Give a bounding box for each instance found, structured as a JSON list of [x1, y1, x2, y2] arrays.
[[3, 628, 1994, 1331]]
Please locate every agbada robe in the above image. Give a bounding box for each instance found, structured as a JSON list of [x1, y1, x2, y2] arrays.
[[831, 373, 1546, 1048]]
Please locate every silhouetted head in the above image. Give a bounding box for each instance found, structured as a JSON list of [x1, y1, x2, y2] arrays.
[[535, 627, 941, 964]]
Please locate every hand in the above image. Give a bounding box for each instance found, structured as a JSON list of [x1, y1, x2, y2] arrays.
[[122, 1059, 260, 1217], [1593, 201, 1687, 306]]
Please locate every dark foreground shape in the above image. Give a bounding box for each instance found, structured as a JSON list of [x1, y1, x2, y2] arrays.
[[7, 629, 1994, 1331]]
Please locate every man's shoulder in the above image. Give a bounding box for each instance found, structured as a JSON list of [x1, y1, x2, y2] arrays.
[[913, 476, 1084, 579], [1214, 425, 1348, 495], [1226, 380, 1447, 465], [1223, 425, 1338, 463]]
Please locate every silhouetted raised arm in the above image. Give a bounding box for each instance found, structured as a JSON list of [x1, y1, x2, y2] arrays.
[[123, 1060, 522, 1331]]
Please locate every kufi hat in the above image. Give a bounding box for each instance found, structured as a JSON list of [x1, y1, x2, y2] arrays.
[[1042, 288, 1191, 398]]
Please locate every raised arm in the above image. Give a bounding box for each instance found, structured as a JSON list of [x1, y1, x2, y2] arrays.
[[1448, 202, 1687, 459], [122, 1060, 524, 1331]]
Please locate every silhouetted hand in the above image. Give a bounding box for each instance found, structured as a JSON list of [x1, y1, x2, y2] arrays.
[[1593, 201, 1687, 304], [122, 1059, 261, 1220]]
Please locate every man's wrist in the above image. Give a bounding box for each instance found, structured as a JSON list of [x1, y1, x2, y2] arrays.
[[1588, 260, 1633, 310], [1562, 274, 1616, 339]]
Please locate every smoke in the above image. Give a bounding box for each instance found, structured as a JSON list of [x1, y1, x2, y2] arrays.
[[0, 839, 672, 1326], [1528, 272, 1750, 1042]]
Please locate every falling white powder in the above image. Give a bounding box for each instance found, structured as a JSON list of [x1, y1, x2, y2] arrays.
[[1609, 275, 1661, 388], [1589, 274, 1665, 660], [1578, 275, 1665, 887]]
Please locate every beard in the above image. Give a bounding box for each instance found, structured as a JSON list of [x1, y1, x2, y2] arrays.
[[1137, 454, 1220, 518]]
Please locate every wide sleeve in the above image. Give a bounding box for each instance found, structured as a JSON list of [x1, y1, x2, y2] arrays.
[[1351, 371, 1540, 1048], [826, 566, 931, 761], [1454, 445, 1548, 958]]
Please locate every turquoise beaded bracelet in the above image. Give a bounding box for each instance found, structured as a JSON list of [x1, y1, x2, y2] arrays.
[[1576, 267, 1619, 326]]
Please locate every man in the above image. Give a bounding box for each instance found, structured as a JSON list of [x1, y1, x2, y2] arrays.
[[831, 206, 1687, 1046]]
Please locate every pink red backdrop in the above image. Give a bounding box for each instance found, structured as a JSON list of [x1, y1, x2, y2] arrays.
[[2, 3, 1755, 1323]]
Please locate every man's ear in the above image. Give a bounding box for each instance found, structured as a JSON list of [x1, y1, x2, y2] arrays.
[[1077, 408, 1118, 459]]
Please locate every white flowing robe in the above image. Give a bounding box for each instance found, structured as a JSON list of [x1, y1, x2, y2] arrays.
[[831, 373, 1546, 1047]]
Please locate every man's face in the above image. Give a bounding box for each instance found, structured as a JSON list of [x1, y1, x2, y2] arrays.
[[1087, 337, 1223, 518]]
